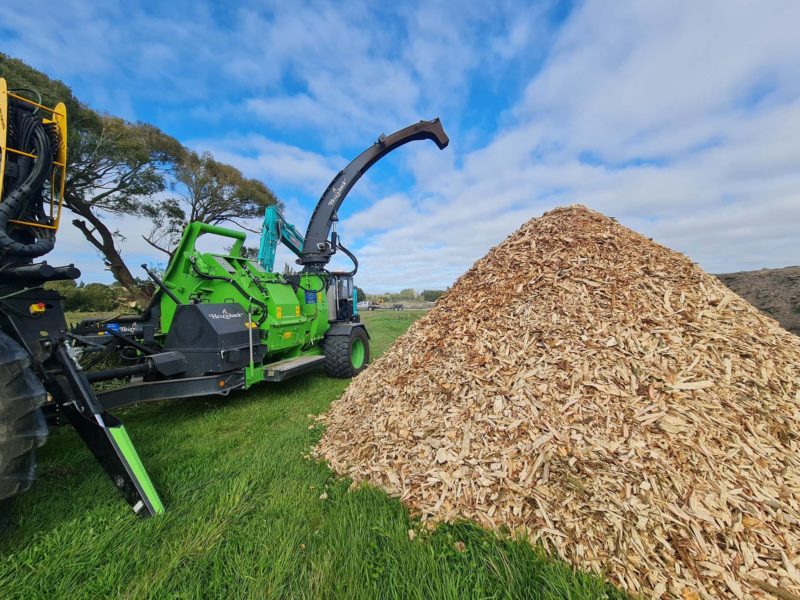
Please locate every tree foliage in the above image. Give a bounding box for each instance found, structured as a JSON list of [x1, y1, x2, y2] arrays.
[[1, 54, 280, 306], [45, 280, 126, 312], [144, 151, 278, 256], [66, 116, 185, 300], [397, 288, 418, 300], [1, 53, 184, 303], [420, 289, 445, 302]]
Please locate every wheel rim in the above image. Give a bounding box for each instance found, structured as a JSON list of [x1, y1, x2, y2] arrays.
[[350, 338, 365, 369]]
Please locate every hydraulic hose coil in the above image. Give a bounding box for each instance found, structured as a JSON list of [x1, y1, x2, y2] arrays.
[[0, 102, 58, 258]]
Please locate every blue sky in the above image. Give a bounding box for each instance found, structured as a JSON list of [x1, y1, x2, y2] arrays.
[[3, 0, 799, 291]]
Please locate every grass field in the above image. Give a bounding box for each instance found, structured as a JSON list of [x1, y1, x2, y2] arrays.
[[0, 311, 623, 599]]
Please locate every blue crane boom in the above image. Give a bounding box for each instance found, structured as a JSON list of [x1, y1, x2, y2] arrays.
[[258, 205, 305, 272]]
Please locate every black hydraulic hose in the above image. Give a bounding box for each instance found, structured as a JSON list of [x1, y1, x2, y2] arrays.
[[300, 279, 328, 293], [9, 88, 43, 114], [243, 265, 283, 303], [85, 362, 150, 383], [189, 257, 270, 326], [104, 328, 156, 356], [0, 106, 57, 258], [141, 264, 183, 306], [293, 272, 329, 294], [283, 267, 330, 295], [336, 241, 358, 277]]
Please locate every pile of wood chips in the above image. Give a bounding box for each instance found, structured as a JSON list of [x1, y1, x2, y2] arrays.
[[317, 206, 800, 599]]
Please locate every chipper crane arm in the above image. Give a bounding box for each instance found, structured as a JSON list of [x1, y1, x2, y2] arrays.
[[258, 205, 305, 272], [299, 118, 449, 271]]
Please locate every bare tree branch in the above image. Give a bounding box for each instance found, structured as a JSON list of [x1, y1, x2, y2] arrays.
[[141, 234, 173, 257]]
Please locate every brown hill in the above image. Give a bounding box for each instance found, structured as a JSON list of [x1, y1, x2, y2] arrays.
[[718, 266, 800, 336], [318, 206, 800, 599]]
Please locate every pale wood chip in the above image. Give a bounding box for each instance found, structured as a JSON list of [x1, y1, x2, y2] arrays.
[[316, 206, 800, 600]]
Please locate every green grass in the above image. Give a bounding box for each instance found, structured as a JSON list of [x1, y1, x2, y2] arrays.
[[0, 310, 623, 599]]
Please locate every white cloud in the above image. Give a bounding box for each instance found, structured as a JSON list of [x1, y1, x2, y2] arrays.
[[517, 0, 800, 161], [341, 194, 413, 238], [190, 134, 342, 194], [6, 1, 799, 293], [342, 0, 800, 291]]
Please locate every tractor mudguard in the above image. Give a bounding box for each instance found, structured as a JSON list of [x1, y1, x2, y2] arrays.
[[325, 322, 370, 339]]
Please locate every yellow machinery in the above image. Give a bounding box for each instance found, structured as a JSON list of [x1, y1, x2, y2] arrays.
[[0, 77, 67, 238]]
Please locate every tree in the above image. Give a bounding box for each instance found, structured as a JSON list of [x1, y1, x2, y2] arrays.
[[44, 280, 124, 312], [143, 151, 278, 256], [66, 116, 185, 302], [45, 279, 78, 300], [421, 289, 445, 302], [2, 55, 279, 305], [354, 286, 366, 302], [1, 53, 185, 304], [397, 288, 417, 300]]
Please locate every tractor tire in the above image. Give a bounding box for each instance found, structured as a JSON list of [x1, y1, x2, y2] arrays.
[[0, 497, 12, 532], [322, 327, 370, 379], [0, 331, 48, 532]]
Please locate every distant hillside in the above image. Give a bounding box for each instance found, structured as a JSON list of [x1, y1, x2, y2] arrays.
[[717, 266, 800, 335]]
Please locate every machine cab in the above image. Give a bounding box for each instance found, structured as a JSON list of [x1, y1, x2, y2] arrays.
[[327, 273, 358, 322]]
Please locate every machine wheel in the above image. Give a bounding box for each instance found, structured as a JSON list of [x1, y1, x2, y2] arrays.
[[0, 331, 48, 532], [322, 327, 370, 379], [0, 498, 12, 532]]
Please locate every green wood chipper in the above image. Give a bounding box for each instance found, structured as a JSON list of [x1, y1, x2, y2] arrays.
[[0, 77, 448, 527]]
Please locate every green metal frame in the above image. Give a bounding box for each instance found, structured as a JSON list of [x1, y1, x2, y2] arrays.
[[157, 222, 331, 388]]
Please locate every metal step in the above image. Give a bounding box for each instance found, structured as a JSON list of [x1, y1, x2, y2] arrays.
[[263, 355, 325, 382]]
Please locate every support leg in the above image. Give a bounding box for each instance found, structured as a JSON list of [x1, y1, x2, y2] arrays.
[[48, 346, 163, 516]]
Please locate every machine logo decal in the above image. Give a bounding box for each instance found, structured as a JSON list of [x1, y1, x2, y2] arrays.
[[208, 308, 244, 321], [327, 178, 347, 206]]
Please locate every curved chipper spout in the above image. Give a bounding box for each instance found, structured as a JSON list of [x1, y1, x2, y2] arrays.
[[300, 118, 449, 271]]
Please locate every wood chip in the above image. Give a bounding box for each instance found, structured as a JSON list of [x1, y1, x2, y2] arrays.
[[316, 206, 800, 600]]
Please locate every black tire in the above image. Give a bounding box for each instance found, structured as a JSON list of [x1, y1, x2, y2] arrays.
[[0, 331, 48, 531], [0, 497, 12, 532], [322, 327, 370, 379]]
